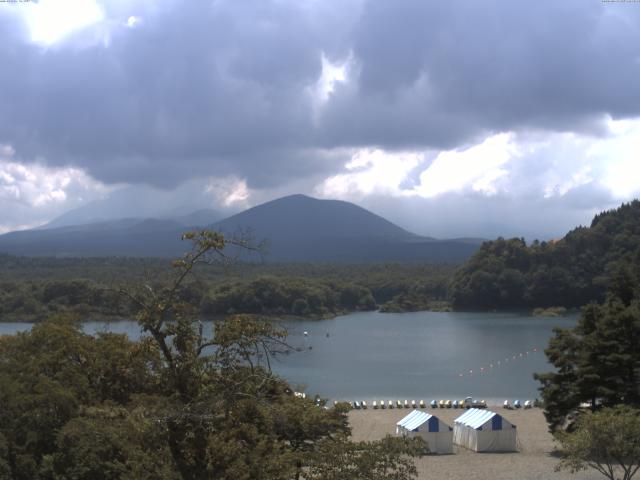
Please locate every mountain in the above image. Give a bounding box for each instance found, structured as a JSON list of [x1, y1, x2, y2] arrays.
[[0, 218, 187, 257], [0, 194, 480, 262], [210, 194, 478, 262], [42, 205, 221, 230], [449, 200, 640, 309], [172, 209, 221, 228]]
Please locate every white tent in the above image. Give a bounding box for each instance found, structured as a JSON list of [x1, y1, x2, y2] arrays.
[[453, 408, 517, 452], [396, 410, 454, 454]]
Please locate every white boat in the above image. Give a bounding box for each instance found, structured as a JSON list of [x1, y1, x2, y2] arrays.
[[419, 400, 425, 408], [373, 401, 378, 409]]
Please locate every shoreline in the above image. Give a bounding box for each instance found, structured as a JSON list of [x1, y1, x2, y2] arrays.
[[0, 305, 580, 324], [349, 408, 602, 480]]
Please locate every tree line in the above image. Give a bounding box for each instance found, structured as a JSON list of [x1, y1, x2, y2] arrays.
[[450, 200, 640, 310], [0, 259, 454, 321]]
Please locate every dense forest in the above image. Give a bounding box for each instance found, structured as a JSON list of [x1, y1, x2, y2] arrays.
[[449, 201, 640, 310], [0, 256, 454, 321]]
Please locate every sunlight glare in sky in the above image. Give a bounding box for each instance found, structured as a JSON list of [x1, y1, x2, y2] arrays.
[[24, 0, 104, 45]]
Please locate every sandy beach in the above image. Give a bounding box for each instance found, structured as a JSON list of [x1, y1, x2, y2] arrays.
[[349, 407, 602, 480]]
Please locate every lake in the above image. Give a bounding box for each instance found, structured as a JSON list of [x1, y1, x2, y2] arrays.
[[1, 310, 576, 403]]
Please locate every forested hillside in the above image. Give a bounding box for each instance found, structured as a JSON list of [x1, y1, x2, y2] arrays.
[[0, 256, 453, 321], [450, 200, 640, 309]]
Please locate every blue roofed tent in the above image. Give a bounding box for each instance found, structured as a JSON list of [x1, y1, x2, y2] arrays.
[[453, 408, 517, 452], [396, 410, 453, 454]]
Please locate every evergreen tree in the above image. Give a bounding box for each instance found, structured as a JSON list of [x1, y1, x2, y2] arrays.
[[535, 265, 640, 430]]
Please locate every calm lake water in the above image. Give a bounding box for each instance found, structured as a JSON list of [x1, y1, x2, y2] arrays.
[[1, 310, 576, 403]]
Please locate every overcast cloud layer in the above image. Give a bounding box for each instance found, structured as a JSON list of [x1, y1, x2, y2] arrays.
[[0, 0, 639, 238]]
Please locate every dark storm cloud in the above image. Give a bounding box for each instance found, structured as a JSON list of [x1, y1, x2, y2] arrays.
[[0, 0, 638, 189], [0, 0, 355, 187], [320, 0, 640, 149]]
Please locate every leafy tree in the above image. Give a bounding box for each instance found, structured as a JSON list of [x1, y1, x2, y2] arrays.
[[308, 435, 426, 480], [0, 314, 159, 479], [51, 407, 177, 480], [535, 265, 640, 430], [555, 406, 640, 480], [271, 398, 350, 480]]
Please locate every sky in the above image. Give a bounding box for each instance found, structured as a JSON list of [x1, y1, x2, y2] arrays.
[[0, 0, 639, 239]]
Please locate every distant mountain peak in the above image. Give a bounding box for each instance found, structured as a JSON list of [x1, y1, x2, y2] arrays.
[[0, 194, 479, 262], [214, 194, 417, 241]]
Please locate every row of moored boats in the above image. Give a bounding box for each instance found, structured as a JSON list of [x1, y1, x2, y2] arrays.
[[343, 398, 487, 410], [341, 397, 534, 410], [503, 399, 533, 409]]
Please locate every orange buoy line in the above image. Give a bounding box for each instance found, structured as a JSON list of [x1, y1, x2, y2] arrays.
[[457, 347, 540, 378]]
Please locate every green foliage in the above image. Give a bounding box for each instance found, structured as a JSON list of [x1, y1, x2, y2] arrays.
[[0, 313, 160, 479], [0, 255, 456, 321], [0, 231, 426, 479], [450, 201, 640, 309], [308, 435, 426, 480], [555, 406, 640, 480], [201, 276, 376, 317], [535, 264, 640, 430]]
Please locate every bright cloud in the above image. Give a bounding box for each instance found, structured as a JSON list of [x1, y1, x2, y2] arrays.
[[317, 149, 423, 199], [0, 145, 111, 231], [23, 0, 105, 45], [309, 53, 351, 121], [590, 118, 640, 199], [206, 176, 251, 208], [412, 133, 517, 198], [313, 118, 640, 216]]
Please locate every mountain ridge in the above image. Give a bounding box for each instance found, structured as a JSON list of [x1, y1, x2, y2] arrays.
[[0, 194, 480, 262]]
